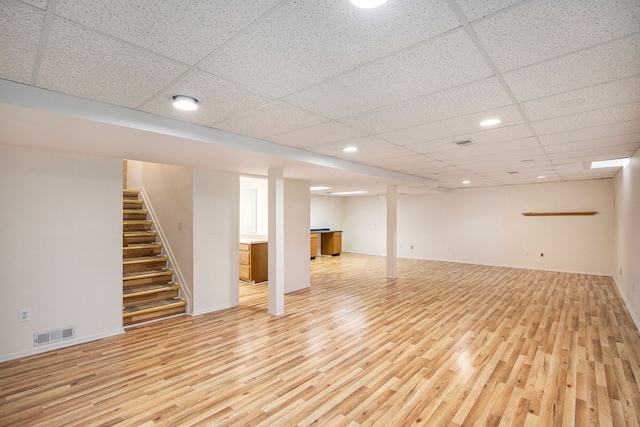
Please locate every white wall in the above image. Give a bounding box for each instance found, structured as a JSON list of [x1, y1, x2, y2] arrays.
[[614, 150, 640, 328], [240, 177, 268, 235], [192, 169, 239, 315], [310, 195, 345, 230], [127, 160, 194, 300], [0, 144, 123, 361], [344, 180, 614, 275], [284, 179, 311, 293]]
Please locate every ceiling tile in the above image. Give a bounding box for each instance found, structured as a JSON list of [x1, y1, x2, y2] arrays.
[[445, 147, 546, 166], [38, 18, 189, 108], [521, 74, 640, 121], [340, 77, 512, 134], [456, 0, 525, 22], [531, 102, 640, 135], [406, 124, 533, 154], [141, 69, 275, 126], [284, 29, 492, 119], [427, 137, 540, 161], [504, 35, 640, 102], [548, 143, 640, 161], [473, 0, 640, 72], [543, 133, 640, 154], [19, 0, 48, 9], [337, 145, 416, 162], [0, 0, 44, 84], [378, 105, 524, 146], [266, 121, 366, 148], [199, 0, 461, 98], [363, 154, 444, 169], [213, 101, 327, 139], [305, 135, 398, 157], [539, 120, 640, 146], [55, 0, 281, 65]]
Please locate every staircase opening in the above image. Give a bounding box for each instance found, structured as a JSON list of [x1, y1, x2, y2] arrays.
[[122, 188, 187, 327]]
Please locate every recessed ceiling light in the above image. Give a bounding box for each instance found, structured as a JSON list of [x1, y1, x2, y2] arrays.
[[552, 98, 585, 108], [590, 158, 630, 169], [330, 190, 368, 195], [462, 180, 471, 185], [480, 118, 501, 127], [350, 0, 387, 9], [537, 175, 546, 179], [310, 186, 331, 191], [172, 95, 198, 111], [343, 146, 358, 153]]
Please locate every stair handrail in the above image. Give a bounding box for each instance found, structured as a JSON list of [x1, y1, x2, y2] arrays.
[[135, 187, 193, 315]]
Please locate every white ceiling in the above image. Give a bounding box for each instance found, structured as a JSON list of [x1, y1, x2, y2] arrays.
[[0, 0, 639, 194]]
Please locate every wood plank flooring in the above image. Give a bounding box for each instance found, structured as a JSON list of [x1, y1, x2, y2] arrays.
[[1, 253, 639, 426]]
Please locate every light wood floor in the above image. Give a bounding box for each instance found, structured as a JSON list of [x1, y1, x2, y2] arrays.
[[1, 254, 639, 426]]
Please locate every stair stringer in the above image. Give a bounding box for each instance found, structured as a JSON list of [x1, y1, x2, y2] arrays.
[[135, 187, 192, 315]]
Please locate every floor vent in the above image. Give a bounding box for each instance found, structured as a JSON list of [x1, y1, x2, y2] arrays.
[[34, 326, 75, 347]]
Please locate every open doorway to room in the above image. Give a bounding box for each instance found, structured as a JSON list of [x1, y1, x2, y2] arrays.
[[239, 176, 269, 308]]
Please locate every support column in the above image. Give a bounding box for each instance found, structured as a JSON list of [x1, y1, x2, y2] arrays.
[[386, 185, 397, 278], [268, 168, 285, 315]]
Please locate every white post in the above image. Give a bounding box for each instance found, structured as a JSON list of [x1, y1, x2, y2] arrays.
[[268, 168, 285, 315], [386, 185, 397, 278]]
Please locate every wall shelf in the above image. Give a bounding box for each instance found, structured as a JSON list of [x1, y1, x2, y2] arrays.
[[522, 212, 598, 216]]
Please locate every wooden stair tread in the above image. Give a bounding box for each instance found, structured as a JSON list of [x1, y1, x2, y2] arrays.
[[123, 189, 140, 196], [123, 299, 186, 318], [123, 243, 163, 250], [123, 283, 180, 298], [123, 199, 143, 204], [123, 209, 148, 214], [123, 231, 157, 237], [123, 255, 168, 265], [123, 269, 174, 280], [123, 220, 153, 225]]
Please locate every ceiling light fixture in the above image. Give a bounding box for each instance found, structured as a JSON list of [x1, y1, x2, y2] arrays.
[[590, 158, 630, 169], [480, 118, 501, 127], [172, 95, 198, 111], [350, 0, 388, 9], [462, 180, 471, 185], [310, 186, 331, 191], [330, 191, 368, 195], [537, 175, 546, 179], [343, 146, 358, 153]]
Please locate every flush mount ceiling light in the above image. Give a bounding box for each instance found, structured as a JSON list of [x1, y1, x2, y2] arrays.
[[310, 186, 331, 191], [330, 190, 368, 195], [590, 158, 630, 169], [350, 0, 388, 8], [537, 175, 546, 179], [172, 95, 198, 111], [343, 146, 358, 153], [480, 118, 501, 127], [462, 180, 471, 185]]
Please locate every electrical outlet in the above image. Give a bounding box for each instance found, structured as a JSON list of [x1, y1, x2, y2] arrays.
[[19, 308, 31, 322], [178, 221, 183, 231], [410, 245, 414, 249], [620, 268, 623, 275]]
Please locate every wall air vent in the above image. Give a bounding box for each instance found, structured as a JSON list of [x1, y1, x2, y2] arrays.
[[34, 326, 75, 347], [453, 140, 473, 147], [506, 171, 518, 174]]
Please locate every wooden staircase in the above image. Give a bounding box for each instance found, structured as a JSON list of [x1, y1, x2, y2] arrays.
[[122, 189, 186, 326]]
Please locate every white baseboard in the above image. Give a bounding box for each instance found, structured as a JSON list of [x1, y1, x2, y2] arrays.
[[0, 328, 124, 363], [191, 302, 237, 317]]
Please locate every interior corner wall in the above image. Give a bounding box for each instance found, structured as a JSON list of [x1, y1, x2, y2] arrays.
[[0, 144, 123, 361], [614, 150, 640, 328], [310, 195, 345, 230], [343, 180, 614, 275], [285, 179, 310, 293], [192, 168, 239, 315], [127, 161, 194, 299]]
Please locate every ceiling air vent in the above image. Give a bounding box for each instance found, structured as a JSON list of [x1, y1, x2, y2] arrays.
[[453, 139, 473, 147], [506, 171, 518, 175]]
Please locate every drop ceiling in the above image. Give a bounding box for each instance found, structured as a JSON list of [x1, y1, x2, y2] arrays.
[[0, 0, 639, 193]]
